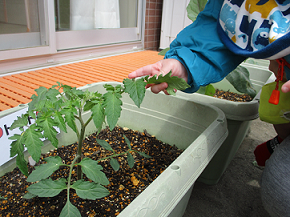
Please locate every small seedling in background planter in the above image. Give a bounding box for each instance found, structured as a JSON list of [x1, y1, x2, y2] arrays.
[[8, 75, 188, 217]]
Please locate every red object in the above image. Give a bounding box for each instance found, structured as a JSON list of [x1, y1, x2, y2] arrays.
[[254, 136, 283, 166], [268, 89, 280, 105], [269, 58, 290, 105], [254, 141, 272, 166]]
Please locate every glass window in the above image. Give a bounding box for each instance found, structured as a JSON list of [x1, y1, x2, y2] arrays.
[[55, 0, 138, 31], [0, 0, 46, 51]]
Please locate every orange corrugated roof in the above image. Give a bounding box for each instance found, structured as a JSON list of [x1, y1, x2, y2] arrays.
[[0, 50, 163, 112]]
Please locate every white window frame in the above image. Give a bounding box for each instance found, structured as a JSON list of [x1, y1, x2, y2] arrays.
[[0, 0, 144, 63], [0, 0, 56, 61]]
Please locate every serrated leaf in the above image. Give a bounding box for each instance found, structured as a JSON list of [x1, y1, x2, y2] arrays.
[[54, 111, 67, 133], [123, 78, 146, 108], [27, 178, 67, 197], [96, 139, 113, 152], [123, 135, 131, 150], [23, 125, 44, 162], [9, 114, 29, 130], [158, 47, 170, 56], [197, 84, 216, 96], [71, 180, 109, 200], [226, 65, 257, 98], [127, 152, 135, 168], [78, 158, 109, 185], [10, 135, 28, 176], [186, 0, 207, 22], [91, 103, 105, 133], [59, 200, 81, 217], [10, 134, 25, 157], [63, 108, 77, 133], [103, 84, 115, 91], [84, 101, 94, 111], [23, 192, 37, 199], [146, 71, 190, 95], [29, 86, 48, 111], [37, 117, 58, 148], [110, 158, 120, 171], [46, 88, 60, 103], [137, 151, 151, 159], [103, 92, 122, 130], [16, 153, 28, 176], [27, 156, 63, 182]]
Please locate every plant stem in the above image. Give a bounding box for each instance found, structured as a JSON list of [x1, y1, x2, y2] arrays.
[[96, 151, 129, 163], [77, 112, 86, 180], [66, 155, 80, 204]]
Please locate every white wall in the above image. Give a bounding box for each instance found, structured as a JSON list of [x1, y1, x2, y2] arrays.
[[159, 0, 192, 49]]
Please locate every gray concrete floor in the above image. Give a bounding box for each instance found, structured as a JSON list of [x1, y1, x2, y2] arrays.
[[183, 118, 276, 217]]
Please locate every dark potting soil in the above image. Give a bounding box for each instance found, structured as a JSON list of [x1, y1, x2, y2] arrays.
[[0, 126, 183, 216], [213, 89, 253, 102]]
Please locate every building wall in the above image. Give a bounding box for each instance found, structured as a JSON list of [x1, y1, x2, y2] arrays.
[[144, 0, 163, 51]]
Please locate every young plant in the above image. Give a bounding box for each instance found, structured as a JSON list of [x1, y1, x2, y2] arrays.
[[8, 75, 188, 217]]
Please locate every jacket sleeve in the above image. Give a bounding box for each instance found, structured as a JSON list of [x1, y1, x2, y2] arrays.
[[164, 0, 246, 93]]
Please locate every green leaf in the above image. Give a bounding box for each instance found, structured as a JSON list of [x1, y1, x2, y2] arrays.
[[123, 135, 131, 150], [226, 65, 257, 98], [46, 88, 60, 103], [103, 92, 122, 130], [23, 125, 44, 162], [27, 156, 63, 182], [146, 71, 190, 95], [71, 180, 109, 200], [110, 158, 120, 171], [29, 86, 48, 111], [59, 200, 81, 217], [27, 178, 67, 197], [137, 151, 151, 159], [54, 111, 67, 133], [158, 47, 170, 56], [16, 153, 28, 176], [196, 84, 216, 96], [78, 158, 109, 185], [37, 116, 58, 148], [123, 78, 147, 108], [63, 108, 77, 133], [91, 102, 105, 133], [9, 114, 29, 130], [186, 0, 208, 22], [127, 152, 135, 168], [10, 134, 28, 176], [23, 192, 37, 199], [96, 139, 113, 152]]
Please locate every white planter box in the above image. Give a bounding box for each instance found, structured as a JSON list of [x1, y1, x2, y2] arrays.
[[0, 82, 228, 216], [175, 63, 274, 185]]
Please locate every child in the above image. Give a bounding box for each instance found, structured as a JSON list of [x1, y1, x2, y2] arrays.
[[129, 0, 290, 216]]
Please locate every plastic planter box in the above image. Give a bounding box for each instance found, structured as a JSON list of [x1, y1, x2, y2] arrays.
[[0, 82, 227, 217], [176, 63, 274, 185]]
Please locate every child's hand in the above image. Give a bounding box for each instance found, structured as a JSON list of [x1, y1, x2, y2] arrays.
[[282, 80, 290, 93], [128, 59, 188, 94]]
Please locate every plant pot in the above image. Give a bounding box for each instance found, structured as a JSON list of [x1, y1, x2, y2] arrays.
[[175, 63, 274, 185], [0, 82, 227, 216]]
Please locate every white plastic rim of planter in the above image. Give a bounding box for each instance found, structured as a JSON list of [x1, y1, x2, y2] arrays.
[[0, 82, 228, 217]]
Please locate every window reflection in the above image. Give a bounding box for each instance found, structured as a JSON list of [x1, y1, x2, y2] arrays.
[[0, 0, 39, 34], [55, 0, 138, 31]]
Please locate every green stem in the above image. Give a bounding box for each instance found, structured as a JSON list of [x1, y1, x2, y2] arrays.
[[76, 111, 86, 180], [96, 151, 130, 163], [67, 155, 80, 203]]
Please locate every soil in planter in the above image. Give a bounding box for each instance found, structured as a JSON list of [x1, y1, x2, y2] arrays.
[[0, 126, 183, 217], [213, 89, 253, 102]]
